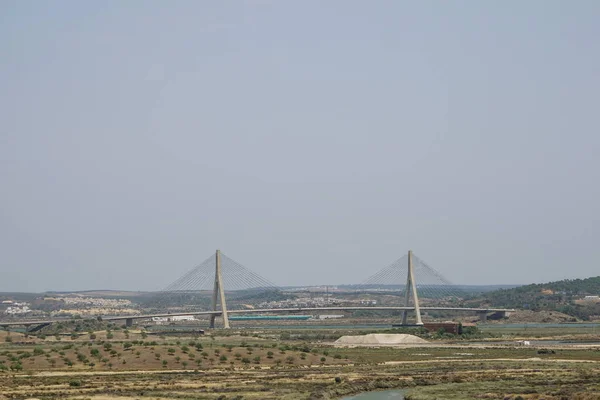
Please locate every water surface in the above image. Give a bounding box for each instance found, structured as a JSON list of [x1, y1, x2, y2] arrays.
[[343, 390, 405, 399]]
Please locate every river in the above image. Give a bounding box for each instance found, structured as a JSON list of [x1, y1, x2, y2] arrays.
[[343, 390, 405, 399]]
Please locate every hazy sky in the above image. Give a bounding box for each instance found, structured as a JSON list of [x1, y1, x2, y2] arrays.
[[1, 1, 599, 292]]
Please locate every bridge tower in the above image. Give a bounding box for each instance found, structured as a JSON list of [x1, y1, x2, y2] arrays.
[[209, 249, 230, 329], [400, 250, 423, 325]]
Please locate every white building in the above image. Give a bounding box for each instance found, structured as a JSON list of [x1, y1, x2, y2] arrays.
[[317, 314, 344, 320], [151, 315, 196, 323]]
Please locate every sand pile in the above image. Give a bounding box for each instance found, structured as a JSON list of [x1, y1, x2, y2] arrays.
[[335, 333, 428, 345]]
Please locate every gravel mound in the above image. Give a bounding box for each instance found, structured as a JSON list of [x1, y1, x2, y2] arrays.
[[335, 333, 429, 345]]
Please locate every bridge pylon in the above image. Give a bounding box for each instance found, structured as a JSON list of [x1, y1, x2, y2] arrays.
[[400, 250, 423, 325], [209, 249, 230, 329]]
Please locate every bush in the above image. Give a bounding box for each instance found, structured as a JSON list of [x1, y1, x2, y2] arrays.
[[10, 362, 22, 371], [69, 380, 82, 387], [335, 377, 342, 383]]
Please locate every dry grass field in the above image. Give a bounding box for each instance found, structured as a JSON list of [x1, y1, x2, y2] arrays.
[[0, 326, 599, 399]]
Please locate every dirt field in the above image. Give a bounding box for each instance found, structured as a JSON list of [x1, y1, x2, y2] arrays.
[[0, 327, 599, 399]]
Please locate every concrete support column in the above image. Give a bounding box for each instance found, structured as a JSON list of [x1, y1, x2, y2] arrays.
[[477, 311, 488, 322], [210, 249, 230, 329], [125, 318, 133, 327], [401, 250, 423, 325]]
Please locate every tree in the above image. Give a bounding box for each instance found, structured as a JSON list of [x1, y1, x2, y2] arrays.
[[266, 351, 274, 359], [320, 357, 326, 363], [162, 360, 168, 367]]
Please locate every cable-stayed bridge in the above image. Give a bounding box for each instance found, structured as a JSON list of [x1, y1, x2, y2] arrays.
[[1, 250, 513, 330]]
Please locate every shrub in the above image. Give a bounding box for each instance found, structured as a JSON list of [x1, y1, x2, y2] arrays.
[[10, 362, 22, 371], [69, 380, 81, 387]]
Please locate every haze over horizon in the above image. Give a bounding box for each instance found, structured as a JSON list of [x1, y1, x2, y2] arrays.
[[1, 1, 599, 292]]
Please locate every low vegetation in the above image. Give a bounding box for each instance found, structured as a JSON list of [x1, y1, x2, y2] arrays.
[[0, 324, 598, 399]]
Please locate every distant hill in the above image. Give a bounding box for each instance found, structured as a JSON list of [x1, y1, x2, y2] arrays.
[[468, 276, 600, 321]]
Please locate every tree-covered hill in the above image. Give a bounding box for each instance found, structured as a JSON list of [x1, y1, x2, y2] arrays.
[[467, 276, 600, 321]]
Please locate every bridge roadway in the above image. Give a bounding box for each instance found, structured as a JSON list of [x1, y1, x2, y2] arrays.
[[0, 306, 514, 327]]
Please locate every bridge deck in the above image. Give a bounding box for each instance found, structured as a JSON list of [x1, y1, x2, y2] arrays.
[[0, 306, 514, 326]]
